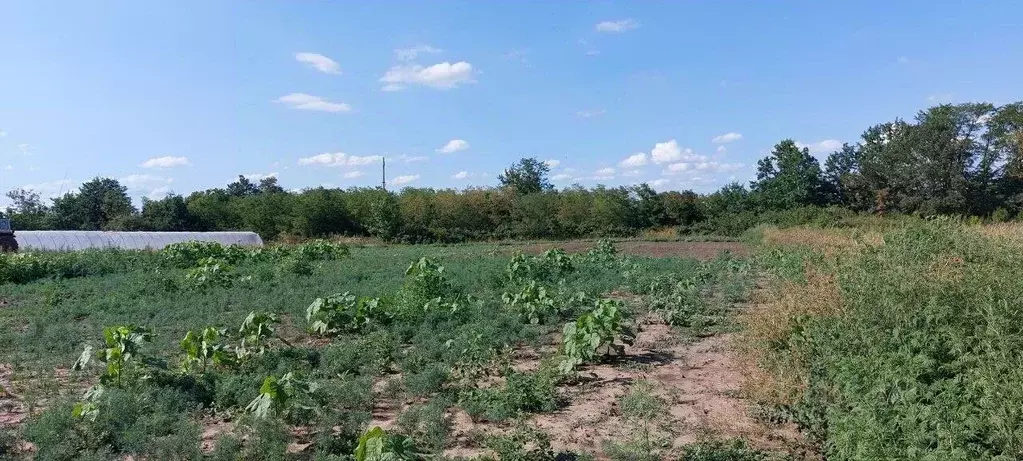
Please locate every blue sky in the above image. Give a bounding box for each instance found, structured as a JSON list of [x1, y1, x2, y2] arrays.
[[2, 1, 1021, 206]]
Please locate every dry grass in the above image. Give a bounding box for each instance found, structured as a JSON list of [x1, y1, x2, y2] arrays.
[[734, 270, 844, 407], [760, 226, 881, 255]]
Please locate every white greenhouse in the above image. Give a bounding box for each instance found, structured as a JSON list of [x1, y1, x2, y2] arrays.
[[14, 231, 263, 251]]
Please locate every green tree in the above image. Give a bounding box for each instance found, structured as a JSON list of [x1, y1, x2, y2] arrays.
[[499, 158, 552, 194], [751, 140, 827, 210], [141, 194, 197, 231], [632, 183, 666, 228], [226, 175, 260, 198], [4, 188, 49, 230], [50, 177, 136, 230]]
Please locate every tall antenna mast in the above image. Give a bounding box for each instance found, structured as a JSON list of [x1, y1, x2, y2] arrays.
[[381, 157, 387, 190]]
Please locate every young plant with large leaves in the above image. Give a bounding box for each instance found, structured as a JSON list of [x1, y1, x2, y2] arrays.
[[306, 291, 388, 335], [559, 299, 635, 374]]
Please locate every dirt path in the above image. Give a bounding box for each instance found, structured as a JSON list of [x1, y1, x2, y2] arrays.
[[436, 316, 806, 459]]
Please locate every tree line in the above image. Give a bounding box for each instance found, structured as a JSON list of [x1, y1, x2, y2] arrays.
[[4, 101, 1022, 241]]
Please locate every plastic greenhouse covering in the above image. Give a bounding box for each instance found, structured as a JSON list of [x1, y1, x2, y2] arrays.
[[14, 231, 263, 251]]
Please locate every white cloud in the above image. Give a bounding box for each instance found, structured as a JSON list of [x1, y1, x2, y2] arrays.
[[242, 172, 278, 182], [576, 109, 606, 118], [620, 152, 648, 167], [275, 93, 351, 112], [665, 161, 744, 175], [298, 152, 382, 167], [147, 186, 173, 200], [712, 132, 743, 143], [436, 139, 469, 153], [380, 61, 475, 91], [3, 164, 11, 170], [897, 56, 909, 64], [390, 174, 419, 185], [649, 178, 671, 188], [141, 156, 190, 168], [399, 155, 429, 163], [395, 45, 442, 61], [295, 52, 341, 75], [543, 159, 561, 168], [650, 140, 704, 164], [21, 179, 76, 198], [17, 143, 31, 155], [343, 171, 365, 179], [452, 171, 472, 179], [595, 19, 639, 33], [716, 145, 727, 153], [120, 174, 174, 198], [796, 139, 843, 154], [622, 169, 641, 177], [594, 167, 616, 179], [0, 130, 6, 137], [552, 173, 572, 181]]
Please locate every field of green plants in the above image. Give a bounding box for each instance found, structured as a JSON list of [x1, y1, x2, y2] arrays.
[[0, 239, 772, 461], [7, 219, 1019, 460]]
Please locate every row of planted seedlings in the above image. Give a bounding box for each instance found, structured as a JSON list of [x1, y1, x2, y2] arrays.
[[39, 240, 651, 460]]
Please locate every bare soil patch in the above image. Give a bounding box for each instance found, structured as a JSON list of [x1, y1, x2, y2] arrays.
[[439, 316, 807, 459]]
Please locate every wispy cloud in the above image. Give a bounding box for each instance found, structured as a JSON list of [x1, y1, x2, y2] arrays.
[[436, 139, 469, 154], [295, 52, 341, 75], [620, 152, 648, 167], [380, 62, 475, 91], [395, 45, 442, 61], [576, 109, 607, 118], [390, 174, 419, 185], [298, 153, 382, 167], [595, 19, 639, 33], [711, 132, 743, 143], [275, 93, 351, 112], [141, 156, 190, 168], [796, 139, 843, 154]]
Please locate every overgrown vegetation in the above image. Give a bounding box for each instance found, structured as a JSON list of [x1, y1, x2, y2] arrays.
[[745, 219, 1023, 459]]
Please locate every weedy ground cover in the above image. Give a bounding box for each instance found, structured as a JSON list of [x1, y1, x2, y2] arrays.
[[744, 219, 1023, 460], [0, 238, 776, 460]]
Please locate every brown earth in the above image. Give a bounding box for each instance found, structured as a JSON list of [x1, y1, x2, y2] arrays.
[[366, 313, 809, 460]]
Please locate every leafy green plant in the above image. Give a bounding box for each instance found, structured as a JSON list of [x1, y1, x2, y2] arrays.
[[293, 239, 350, 260], [502, 280, 559, 324], [73, 325, 153, 387], [354, 426, 418, 461], [584, 238, 618, 263], [245, 372, 319, 420], [306, 292, 388, 335], [236, 311, 291, 359], [179, 327, 233, 372], [184, 256, 234, 289], [506, 248, 575, 283], [559, 299, 635, 373]]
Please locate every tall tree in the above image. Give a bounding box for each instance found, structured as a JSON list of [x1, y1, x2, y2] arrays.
[[751, 140, 827, 210], [498, 157, 552, 194], [226, 175, 260, 197], [141, 194, 196, 231], [50, 178, 136, 230]]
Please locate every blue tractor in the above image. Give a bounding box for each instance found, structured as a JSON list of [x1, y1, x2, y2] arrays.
[[0, 217, 16, 252]]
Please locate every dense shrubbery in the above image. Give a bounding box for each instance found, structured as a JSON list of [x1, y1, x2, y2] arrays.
[[750, 220, 1023, 459]]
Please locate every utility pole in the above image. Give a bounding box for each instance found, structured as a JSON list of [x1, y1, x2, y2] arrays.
[[381, 157, 387, 191]]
